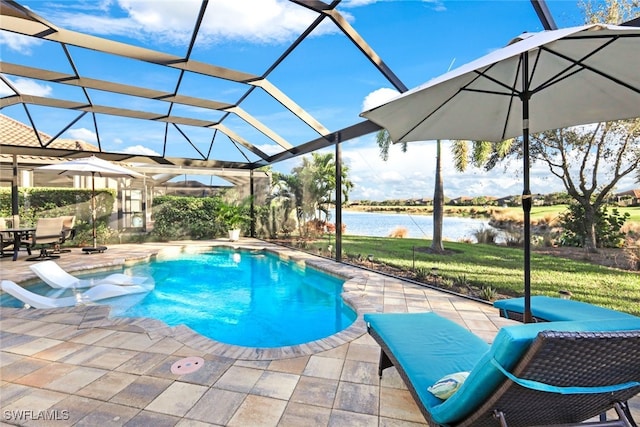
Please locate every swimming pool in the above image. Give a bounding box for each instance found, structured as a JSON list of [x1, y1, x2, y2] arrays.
[[2, 248, 357, 348]]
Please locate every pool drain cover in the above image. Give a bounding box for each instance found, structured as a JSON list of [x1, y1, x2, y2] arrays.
[[171, 356, 204, 375]]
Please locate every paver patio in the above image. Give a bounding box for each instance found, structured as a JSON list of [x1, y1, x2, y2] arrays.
[[1, 239, 638, 426]]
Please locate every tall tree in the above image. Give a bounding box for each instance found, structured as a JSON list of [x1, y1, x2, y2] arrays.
[[377, 129, 446, 252], [431, 140, 444, 252], [579, 0, 639, 24]]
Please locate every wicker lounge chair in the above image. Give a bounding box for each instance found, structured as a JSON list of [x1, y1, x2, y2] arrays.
[[365, 312, 640, 427]]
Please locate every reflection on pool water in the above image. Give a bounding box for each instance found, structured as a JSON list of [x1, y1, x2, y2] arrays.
[[1, 248, 356, 348], [126, 248, 356, 347]]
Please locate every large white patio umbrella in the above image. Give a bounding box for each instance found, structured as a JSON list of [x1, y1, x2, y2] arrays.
[[38, 156, 144, 251], [361, 23, 640, 322]]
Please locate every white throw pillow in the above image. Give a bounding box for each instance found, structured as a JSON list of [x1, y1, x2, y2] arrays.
[[427, 371, 469, 400]]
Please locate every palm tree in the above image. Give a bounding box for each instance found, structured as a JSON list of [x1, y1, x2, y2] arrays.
[[431, 140, 444, 252], [377, 129, 407, 161], [292, 152, 353, 224], [377, 129, 445, 252], [268, 172, 302, 237]]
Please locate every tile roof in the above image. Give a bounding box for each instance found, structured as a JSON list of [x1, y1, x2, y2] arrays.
[[616, 189, 640, 198], [0, 113, 98, 152], [0, 114, 100, 171]]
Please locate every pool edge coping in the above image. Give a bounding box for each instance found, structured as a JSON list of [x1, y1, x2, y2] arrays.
[[3, 239, 385, 361]]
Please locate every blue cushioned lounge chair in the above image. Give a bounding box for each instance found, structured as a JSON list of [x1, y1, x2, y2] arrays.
[[365, 311, 640, 427], [493, 296, 637, 323]]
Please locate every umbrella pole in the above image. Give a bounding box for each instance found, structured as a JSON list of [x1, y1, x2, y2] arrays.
[[91, 172, 97, 249], [521, 53, 533, 323], [11, 155, 19, 217]]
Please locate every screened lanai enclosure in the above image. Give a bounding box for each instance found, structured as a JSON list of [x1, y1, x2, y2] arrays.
[[0, 0, 594, 257]]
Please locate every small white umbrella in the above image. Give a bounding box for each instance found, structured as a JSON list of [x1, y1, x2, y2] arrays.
[[38, 156, 144, 251], [361, 23, 640, 322]]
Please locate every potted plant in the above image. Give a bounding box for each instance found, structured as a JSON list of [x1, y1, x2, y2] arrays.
[[218, 202, 250, 241]]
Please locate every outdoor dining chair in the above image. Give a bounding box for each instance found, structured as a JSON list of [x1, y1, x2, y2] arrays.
[[21, 217, 66, 261]]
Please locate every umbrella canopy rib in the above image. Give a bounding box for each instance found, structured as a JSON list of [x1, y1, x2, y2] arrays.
[[536, 44, 640, 94]]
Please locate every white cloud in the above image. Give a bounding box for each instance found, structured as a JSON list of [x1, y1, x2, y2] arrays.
[[361, 87, 399, 112], [201, 0, 320, 43], [423, 0, 446, 12], [121, 145, 161, 156], [0, 82, 13, 97], [341, 0, 378, 7], [276, 138, 579, 201], [0, 77, 52, 97], [342, 140, 439, 200], [0, 32, 42, 54], [75, 15, 145, 37], [256, 143, 285, 156], [340, 138, 585, 201], [274, 136, 622, 201], [49, 0, 338, 45], [341, 0, 446, 11], [66, 128, 97, 144]]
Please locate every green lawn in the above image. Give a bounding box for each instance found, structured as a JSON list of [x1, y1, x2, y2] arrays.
[[624, 206, 640, 223], [498, 204, 640, 223], [310, 235, 640, 316]]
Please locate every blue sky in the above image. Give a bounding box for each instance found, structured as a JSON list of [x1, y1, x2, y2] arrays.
[[2, 0, 635, 200]]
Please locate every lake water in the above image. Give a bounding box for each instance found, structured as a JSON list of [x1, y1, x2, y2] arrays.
[[338, 210, 495, 242]]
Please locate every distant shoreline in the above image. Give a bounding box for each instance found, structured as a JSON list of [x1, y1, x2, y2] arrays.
[[343, 205, 493, 218], [343, 204, 640, 228]]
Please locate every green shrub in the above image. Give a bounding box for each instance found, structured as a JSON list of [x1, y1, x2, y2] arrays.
[[414, 266, 430, 280], [559, 203, 630, 248], [73, 222, 118, 246], [474, 227, 498, 244], [453, 274, 470, 287], [151, 196, 230, 241], [480, 286, 497, 301], [0, 187, 115, 245], [503, 230, 524, 247], [439, 277, 454, 288]]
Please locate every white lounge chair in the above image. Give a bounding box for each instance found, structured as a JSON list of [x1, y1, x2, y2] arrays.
[[0, 279, 154, 309], [30, 260, 148, 289], [1, 280, 77, 308]]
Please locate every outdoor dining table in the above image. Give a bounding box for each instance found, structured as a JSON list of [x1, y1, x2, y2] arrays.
[[3, 228, 36, 261]]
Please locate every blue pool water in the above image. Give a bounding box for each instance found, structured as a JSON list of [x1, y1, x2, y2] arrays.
[[1, 248, 356, 348]]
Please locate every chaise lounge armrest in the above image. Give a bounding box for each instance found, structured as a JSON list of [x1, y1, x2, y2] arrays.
[[493, 296, 638, 322], [365, 311, 640, 426]]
